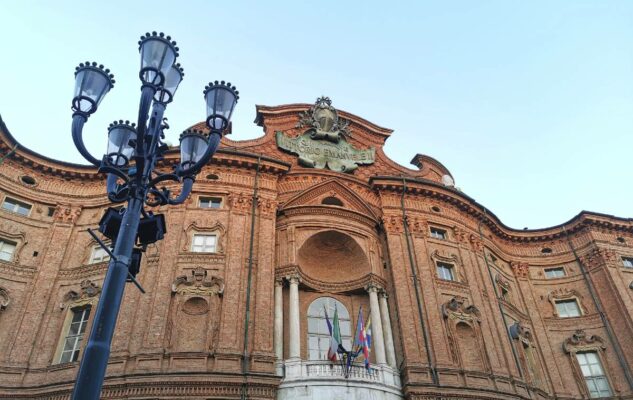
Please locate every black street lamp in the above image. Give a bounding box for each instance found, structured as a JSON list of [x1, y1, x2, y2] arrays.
[[69, 31, 238, 400]]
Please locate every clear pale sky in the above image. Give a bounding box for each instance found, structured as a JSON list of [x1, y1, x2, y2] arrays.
[[1, 1, 631, 229]]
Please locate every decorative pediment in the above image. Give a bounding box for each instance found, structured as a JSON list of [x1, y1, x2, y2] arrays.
[[280, 179, 378, 221], [181, 221, 226, 253], [563, 330, 606, 354], [60, 279, 101, 309], [548, 288, 582, 302], [172, 267, 224, 296], [442, 297, 480, 323]]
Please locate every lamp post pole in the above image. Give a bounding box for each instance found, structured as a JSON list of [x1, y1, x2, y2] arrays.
[[68, 31, 239, 400]]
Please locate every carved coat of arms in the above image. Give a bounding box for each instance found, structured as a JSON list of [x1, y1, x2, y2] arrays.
[[276, 97, 375, 173]]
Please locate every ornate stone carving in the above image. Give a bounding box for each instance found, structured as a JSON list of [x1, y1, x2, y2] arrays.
[[469, 234, 484, 253], [257, 198, 278, 217], [509, 321, 533, 344], [0, 287, 10, 311], [407, 216, 428, 234], [277, 97, 374, 172], [510, 261, 529, 279], [563, 330, 606, 353], [442, 297, 481, 323], [53, 204, 82, 224], [580, 248, 618, 270], [171, 267, 224, 296], [452, 226, 468, 245], [296, 97, 351, 142], [227, 192, 252, 214], [382, 215, 403, 234], [181, 221, 226, 253], [548, 288, 582, 303], [61, 279, 101, 309]]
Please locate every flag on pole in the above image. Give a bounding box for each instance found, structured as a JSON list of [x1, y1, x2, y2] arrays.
[[362, 316, 372, 370], [324, 306, 339, 361]]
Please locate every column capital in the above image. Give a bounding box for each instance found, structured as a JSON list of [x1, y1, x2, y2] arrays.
[[275, 277, 284, 287], [365, 282, 383, 294], [287, 274, 301, 285], [379, 290, 389, 299]]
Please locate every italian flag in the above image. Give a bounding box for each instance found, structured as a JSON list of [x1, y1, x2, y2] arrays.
[[324, 306, 341, 361]]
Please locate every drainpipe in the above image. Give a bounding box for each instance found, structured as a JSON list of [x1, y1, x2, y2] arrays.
[[400, 179, 438, 384], [241, 155, 262, 400], [563, 225, 633, 390], [478, 208, 528, 393]]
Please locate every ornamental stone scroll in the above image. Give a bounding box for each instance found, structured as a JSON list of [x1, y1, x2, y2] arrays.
[[171, 267, 225, 296]]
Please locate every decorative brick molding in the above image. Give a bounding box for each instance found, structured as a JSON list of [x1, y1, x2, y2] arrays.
[[171, 267, 224, 296], [563, 330, 606, 354], [510, 261, 529, 279], [60, 279, 101, 309], [181, 220, 226, 253], [275, 264, 387, 293], [442, 297, 481, 323], [579, 248, 618, 269]]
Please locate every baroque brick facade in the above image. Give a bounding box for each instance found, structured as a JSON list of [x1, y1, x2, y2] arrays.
[[0, 101, 632, 400]]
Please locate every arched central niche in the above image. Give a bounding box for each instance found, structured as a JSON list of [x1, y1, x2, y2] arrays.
[[297, 230, 369, 282]]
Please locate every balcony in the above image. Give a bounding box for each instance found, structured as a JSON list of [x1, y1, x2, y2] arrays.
[[278, 359, 403, 400]]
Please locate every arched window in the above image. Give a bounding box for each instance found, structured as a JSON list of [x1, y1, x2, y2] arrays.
[[307, 297, 352, 360], [321, 196, 343, 206]]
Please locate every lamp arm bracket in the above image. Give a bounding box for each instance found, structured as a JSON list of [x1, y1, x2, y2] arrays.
[[71, 115, 101, 167], [177, 132, 221, 177]]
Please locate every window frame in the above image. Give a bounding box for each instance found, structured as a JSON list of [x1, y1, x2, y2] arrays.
[[436, 262, 455, 281], [191, 233, 218, 253], [306, 296, 353, 361], [1, 197, 32, 217], [544, 267, 566, 279], [622, 257, 633, 268], [54, 305, 93, 364], [576, 351, 612, 398], [198, 196, 223, 209], [429, 227, 447, 240], [89, 245, 111, 264], [0, 239, 17, 262], [555, 299, 582, 318]]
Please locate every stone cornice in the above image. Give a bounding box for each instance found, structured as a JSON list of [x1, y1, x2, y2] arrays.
[[281, 205, 378, 227], [370, 176, 633, 242]]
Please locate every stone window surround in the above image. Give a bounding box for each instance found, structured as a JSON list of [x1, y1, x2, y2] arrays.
[[88, 244, 111, 264], [53, 280, 101, 365], [622, 256, 633, 268], [430, 250, 463, 283], [544, 267, 566, 279], [181, 221, 226, 254], [0, 229, 26, 264], [548, 289, 586, 318], [563, 330, 614, 399], [198, 195, 224, 209], [1, 195, 33, 217], [429, 226, 447, 240]]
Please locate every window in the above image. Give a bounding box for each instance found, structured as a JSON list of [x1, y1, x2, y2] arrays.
[[59, 306, 91, 363], [199, 197, 222, 209], [555, 299, 581, 318], [436, 262, 455, 281], [321, 196, 344, 206], [576, 351, 612, 398], [307, 297, 352, 360], [1, 197, 31, 216], [622, 257, 633, 268], [0, 240, 17, 262], [545, 267, 566, 279], [89, 246, 110, 264], [430, 227, 447, 240], [191, 234, 217, 253]]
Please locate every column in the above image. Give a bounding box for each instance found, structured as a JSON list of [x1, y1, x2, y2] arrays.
[[379, 291, 397, 368], [274, 278, 284, 360], [288, 275, 301, 359], [367, 284, 387, 365]]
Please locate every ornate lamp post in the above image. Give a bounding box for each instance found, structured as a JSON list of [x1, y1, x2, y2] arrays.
[[69, 32, 238, 400]]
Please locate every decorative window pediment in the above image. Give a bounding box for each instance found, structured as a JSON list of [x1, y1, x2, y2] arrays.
[[60, 279, 101, 310], [548, 288, 585, 317], [181, 221, 226, 254], [0, 220, 27, 263], [431, 250, 466, 283], [563, 330, 606, 354]]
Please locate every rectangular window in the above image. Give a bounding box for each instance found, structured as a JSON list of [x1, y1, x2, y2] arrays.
[[59, 306, 91, 363], [555, 299, 581, 318], [430, 227, 447, 240], [622, 257, 633, 268], [191, 234, 217, 253], [2, 197, 31, 216], [576, 351, 612, 398], [545, 267, 566, 279], [199, 197, 222, 209], [436, 262, 455, 281], [0, 239, 17, 262], [89, 246, 110, 264]]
